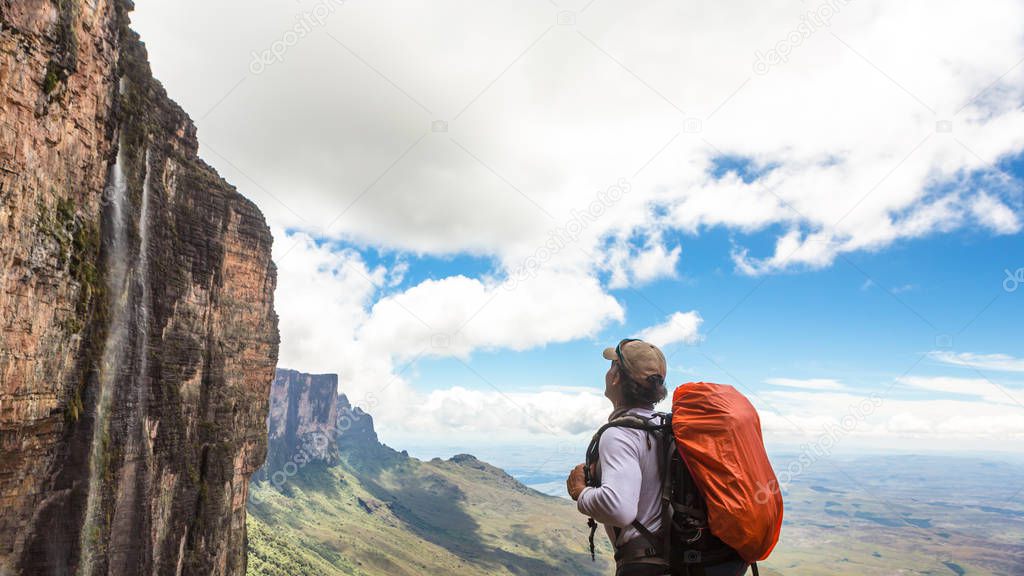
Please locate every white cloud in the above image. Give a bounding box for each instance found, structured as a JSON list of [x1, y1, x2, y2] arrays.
[[765, 378, 846, 391], [930, 351, 1024, 373], [358, 268, 624, 360], [637, 311, 703, 348], [896, 375, 1022, 405], [885, 411, 935, 434], [407, 386, 610, 437], [733, 229, 840, 275], [759, 389, 1024, 449], [272, 229, 382, 375], [127, 1, 1024, 449], [607, 236, 682, 288], [393, 378, 1024, 447], [272, 229, 625, 437], [970, 191, 1022, 234], [133, 0, 1024, 280]]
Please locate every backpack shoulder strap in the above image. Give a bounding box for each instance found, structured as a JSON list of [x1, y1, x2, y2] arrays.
[[583, 412, 672, 561], [585, 412, 671, 478]]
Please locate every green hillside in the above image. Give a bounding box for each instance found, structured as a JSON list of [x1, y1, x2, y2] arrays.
[[246, 444, 615, 576]]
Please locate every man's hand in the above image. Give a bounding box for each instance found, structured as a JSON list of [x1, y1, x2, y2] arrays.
[[566, 463, 588, 501]]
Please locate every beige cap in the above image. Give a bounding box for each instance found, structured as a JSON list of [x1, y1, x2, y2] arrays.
[[603, 339, 667, 386]]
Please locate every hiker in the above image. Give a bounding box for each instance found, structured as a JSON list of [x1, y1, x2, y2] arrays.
[[566, 339, 756, 576]]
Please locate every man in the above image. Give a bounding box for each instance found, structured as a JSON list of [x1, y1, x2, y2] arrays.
[[566, 339, 750, 576]]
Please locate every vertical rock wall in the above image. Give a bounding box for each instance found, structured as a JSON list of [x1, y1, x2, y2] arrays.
[[266, 369, 342, 470], [260, 369, 381, 483], [0, 1, 280, 574]]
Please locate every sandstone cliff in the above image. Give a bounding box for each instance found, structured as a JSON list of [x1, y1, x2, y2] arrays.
[[266, 369, 342, 470], [261, 369, 379, 480], [0, 1, 279, 574]]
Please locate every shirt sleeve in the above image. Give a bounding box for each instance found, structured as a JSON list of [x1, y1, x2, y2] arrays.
[[577, 427, 641, 528]]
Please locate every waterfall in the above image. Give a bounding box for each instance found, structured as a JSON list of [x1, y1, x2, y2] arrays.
[[79, 131, 131, 575], [78, 128, 156, 574], [136, 147, 151, 455], [106, 146, 153, 573]]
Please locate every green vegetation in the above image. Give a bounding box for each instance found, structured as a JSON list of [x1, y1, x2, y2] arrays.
[[246, 449, 612, 576], [248, 512, 358, 576], [43, 62, 62, 94], [36, 195, 100, 317], [247, 442, 1024, 575]]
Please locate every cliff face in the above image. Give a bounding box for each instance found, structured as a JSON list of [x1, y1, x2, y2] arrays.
[[0, 1, 279, 575], [266, 369, 342, 469], [262, 369, 378, 478], [335, 392, 379, 447]]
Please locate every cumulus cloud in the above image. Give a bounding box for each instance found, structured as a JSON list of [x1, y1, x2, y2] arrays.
[[638, 311, 703, 348], [272, 229, 624, 437], [970, 191, 1022, 234], [733, 229, 839, 275], [399, 376, 1024, 446], [134, 0, 1024, 277], [406, 386, 610, 437], [607, 236, 682, 288], [358, 268, 624, 360], [129, 0, 1024, 445], [272, 229, 382, 375]]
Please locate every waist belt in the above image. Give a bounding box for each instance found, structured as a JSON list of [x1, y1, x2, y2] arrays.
[[614, 537, 668, 568]]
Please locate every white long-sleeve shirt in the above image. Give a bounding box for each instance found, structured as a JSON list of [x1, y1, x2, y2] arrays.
[[577, 408, 666, 548]]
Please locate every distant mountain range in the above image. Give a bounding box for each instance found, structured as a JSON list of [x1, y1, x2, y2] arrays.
[[246, 369, 614, 575]]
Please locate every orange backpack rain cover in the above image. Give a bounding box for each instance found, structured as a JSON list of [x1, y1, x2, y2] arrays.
[[672, 382, 783, 562]]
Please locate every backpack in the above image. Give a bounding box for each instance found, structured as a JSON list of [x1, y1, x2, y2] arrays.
[[584, 382, 783, 573]]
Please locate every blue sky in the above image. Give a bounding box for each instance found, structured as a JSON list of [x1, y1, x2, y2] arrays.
[[132, 0, 1024, 453], [398, 207, 1023, 395], [280, 178, 1024, 455]]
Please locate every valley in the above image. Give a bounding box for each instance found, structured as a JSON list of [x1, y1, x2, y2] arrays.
[[249, 370, 1024, 575], [247, 369, 613, 576]]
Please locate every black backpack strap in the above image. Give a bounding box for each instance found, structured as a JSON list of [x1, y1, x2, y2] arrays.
[[587, 517, 599, 561], [630, 519, 662, 557], [583, 412, 672, 562], [585, 413, 670, 476], [659, 423, 676, 561]]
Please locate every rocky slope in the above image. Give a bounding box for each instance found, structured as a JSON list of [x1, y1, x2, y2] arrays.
[[248, 370, 611, 576], [0, 1, 279, 574]]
